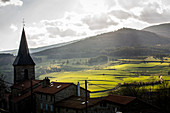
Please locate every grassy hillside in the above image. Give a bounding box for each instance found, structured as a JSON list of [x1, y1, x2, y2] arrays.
[[143, 23, 170, 38], [39, 57, 170, 97]]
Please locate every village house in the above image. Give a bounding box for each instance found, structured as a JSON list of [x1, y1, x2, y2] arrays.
[[34, 78, 90, 113], [55, 95, 160, 113]]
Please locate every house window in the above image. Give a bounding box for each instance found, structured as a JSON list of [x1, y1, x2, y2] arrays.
[[46, 104, 48, 110], [40, 103, 43, 109], [50, 105, 53, 111]]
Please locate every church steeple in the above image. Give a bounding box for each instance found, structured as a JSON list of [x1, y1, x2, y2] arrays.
[[18, 28, 29, 56], [13, 28, 35, 66], [13, 27, 35, 84]]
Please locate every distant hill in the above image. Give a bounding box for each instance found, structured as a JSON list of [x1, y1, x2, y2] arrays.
[[34, 28, 170, 59], [143, 23, 170, 38], [0, 39, 80, 55]]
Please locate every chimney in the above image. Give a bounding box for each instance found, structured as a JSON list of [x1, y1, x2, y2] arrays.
[[42, 77, 50, 88], [77, 82, 80, 96]]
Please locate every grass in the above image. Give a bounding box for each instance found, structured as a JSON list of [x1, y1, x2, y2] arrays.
[[39, 57, 170, 97]]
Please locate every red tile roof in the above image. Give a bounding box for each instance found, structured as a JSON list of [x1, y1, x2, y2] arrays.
[[11, 92, 31, 102], [11, 80, 42, 90], [11, 84, 42, 102], [11, 81, 87, 102], [55, 95, 137, 109], [55, 96, 101, 109], [104, 95, 136, 105], [34, 82, 74, 94]]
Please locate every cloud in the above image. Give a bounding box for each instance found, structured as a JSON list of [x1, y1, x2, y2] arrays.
[[138, 1, 170, 23], [121, 18, 150, 29], [1, 0, 10, 2], [114, 0, 170, 24], [2, 0, 170, 50], [10, 24, 18, 32], [46, 26, 78, 37], [0, 0, 23, 7], [109, 9, 131, 19], [82, 13, 118, 30], [117, 0, 143, 10]]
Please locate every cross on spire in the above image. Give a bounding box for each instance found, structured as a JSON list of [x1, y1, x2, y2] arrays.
[[22, 18, 25, 27]]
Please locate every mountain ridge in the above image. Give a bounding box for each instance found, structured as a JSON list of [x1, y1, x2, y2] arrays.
[[0, 39, 81, 55], [33, 28, 170, 59], [143, 23, 170, 38]]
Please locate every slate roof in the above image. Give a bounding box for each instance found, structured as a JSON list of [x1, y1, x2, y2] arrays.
[[13, 28, 35, 66]]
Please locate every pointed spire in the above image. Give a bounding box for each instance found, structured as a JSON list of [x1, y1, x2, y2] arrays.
[[18, 28, 29, 56], [13, 28, 35, 66]]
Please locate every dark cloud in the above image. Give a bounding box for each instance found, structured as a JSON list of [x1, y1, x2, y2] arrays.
[[46, 26, 77, 37], [139, 2, 170, 23], [82, 13, 118, 30], [115, 0, 170, 23], [109, 10, 131, 19], [1, 0, 10, 3]]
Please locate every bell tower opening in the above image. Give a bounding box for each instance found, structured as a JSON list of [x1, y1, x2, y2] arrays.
[[24, 69, 28, 80]]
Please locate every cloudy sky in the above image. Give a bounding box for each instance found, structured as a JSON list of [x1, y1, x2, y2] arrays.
[[0, 0, 170, 51]]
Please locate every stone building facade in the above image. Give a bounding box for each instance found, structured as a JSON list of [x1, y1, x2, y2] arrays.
[[34, 78, 90, 113]]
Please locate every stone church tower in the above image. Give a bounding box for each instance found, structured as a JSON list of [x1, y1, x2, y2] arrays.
[[13, 28, 35, 84]]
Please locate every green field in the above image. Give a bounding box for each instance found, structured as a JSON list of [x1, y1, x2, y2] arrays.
[[39, 57, 170, 97]]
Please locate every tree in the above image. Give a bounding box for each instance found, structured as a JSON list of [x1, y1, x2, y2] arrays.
[[110, 81, 170, 113], [0, 73, 6, 90], [154, 81, 170, 113], [0, 73, 7, 109]]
